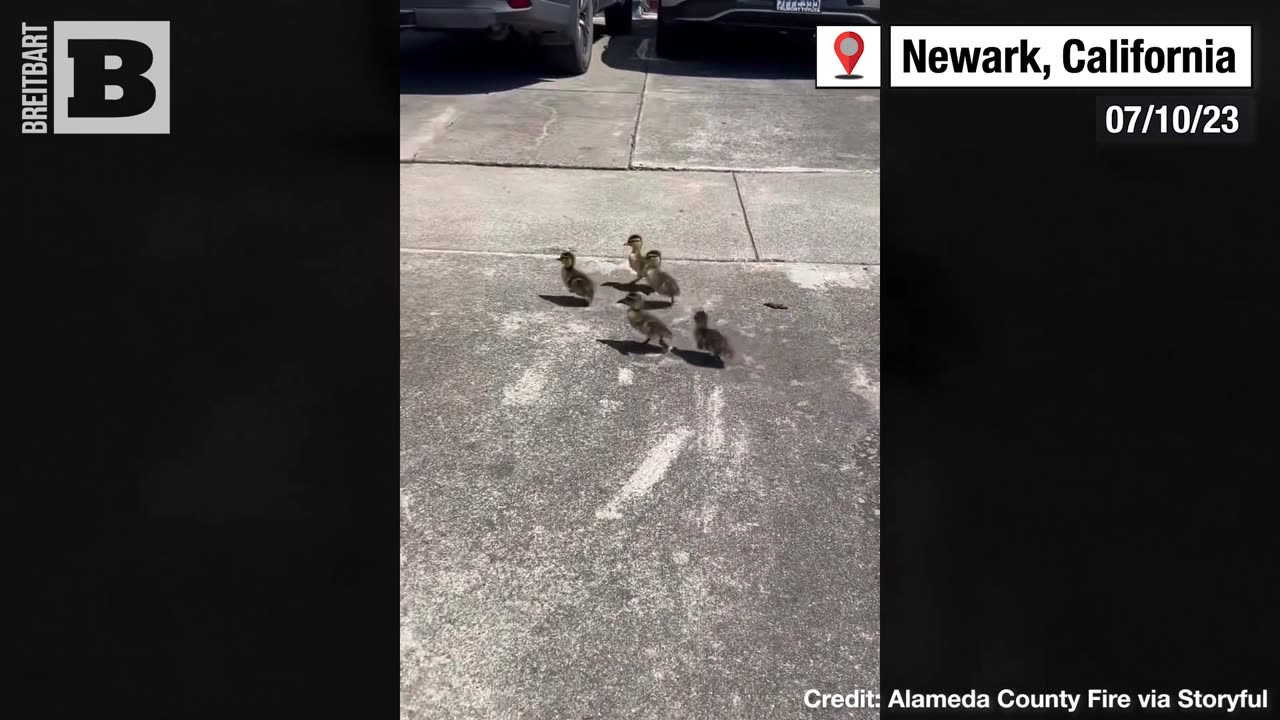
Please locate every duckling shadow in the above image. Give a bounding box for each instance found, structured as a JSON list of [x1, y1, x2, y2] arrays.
[[538, 294, 590, 308], [671, 348, 726, 369], [640, 300, 673, 310], [596, 339, 668, 356], [601, 281, 654, 295]]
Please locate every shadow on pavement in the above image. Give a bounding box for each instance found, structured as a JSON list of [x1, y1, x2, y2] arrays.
[[400, 18, 815, 96], [400, 26, 611, 95], [596, 339, 669, 355], [538, 294, 591, 308], [671, 348, 726, 368], [601, 281, 653, 295], [601, 18, 815, 80]]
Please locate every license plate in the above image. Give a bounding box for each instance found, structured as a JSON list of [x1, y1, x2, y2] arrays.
[[776, 0, 820, 12]]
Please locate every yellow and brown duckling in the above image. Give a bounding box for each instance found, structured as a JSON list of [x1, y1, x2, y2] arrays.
[[643, 250, 680, 304], [617, 292, 672, 349], [624, 234, 647, 282], [558, 251, 595, 305], [693, 310, 733, 359]]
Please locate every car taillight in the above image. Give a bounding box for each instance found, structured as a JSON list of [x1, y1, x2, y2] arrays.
[[507, 0, 531, 7]]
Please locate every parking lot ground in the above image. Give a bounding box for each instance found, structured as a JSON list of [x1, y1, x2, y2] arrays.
[[400, 23, 880, 172], [401, 164, 756, 260], [401, 18, 880, 720], [401, 251, 880, 719]]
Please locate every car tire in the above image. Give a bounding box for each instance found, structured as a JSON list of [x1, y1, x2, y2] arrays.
[[655, 12, 691, 58], [547, 0, 594, 75], [604, 0, 633, 35]]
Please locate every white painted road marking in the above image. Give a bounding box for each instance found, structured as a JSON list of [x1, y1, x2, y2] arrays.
[[596, 427, 694, 520]]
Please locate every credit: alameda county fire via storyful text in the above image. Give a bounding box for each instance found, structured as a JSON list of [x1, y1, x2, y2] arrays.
[[803, 688, 1269, 713]]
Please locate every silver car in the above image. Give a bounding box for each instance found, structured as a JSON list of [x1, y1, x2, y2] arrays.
[[401, 0, 634, 75]]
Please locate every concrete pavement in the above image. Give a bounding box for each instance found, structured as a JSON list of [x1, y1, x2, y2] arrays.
[[401, 252, 880, 720], [399, 22, 880, 172], [400, 164, 755, 260], [401, 18, 879, 719]]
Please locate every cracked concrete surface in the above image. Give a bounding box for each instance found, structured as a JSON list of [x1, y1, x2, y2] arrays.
[[401, 18, 879, 720]]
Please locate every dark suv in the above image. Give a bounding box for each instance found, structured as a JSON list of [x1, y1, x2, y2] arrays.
[[655, 0, 878, 57]]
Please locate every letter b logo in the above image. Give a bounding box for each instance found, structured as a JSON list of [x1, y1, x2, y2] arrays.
[[53, 22, 169, 134]]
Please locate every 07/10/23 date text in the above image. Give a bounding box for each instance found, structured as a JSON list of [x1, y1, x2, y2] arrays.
[[1095, 97, 1254, 144], [1107, 104, 1237, 134]]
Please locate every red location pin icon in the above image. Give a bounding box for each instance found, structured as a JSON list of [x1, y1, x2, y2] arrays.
[[834, 31, 865, 75]]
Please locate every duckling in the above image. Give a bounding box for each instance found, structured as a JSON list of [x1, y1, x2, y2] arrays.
[[643, 250, 680, 304], [617, 292, 673, 349], [558, 251, 594, 305], [693, 310, 733, 359], [624, 234, 647, 282]]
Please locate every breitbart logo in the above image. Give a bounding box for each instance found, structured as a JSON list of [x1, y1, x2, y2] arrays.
[[20, 21, 170, 134]]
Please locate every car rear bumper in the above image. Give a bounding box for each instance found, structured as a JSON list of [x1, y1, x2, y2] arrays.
[[659, 0, 878, 29], [399, 0, 574, 32]]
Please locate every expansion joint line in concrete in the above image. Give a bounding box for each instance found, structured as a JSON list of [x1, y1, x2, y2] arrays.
[[400, 246, 880, 268], [731, 172, 760, 261], [400, 158, 877, 176], [627, 69, 650, 169]]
